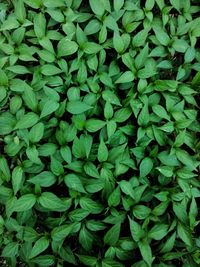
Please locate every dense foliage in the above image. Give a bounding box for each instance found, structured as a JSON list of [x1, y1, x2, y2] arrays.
[[0, 0, 200, 266]]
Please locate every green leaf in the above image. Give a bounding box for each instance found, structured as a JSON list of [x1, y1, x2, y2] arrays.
[[84, 42, 102, 54], [2, 242, 19, 258], [113, 31, 124, 53], [89, 0, 105, 16], [119, 180, 135, 199], [34, 13, 46, 38], [98, 139, 108, 162], [57, 38, 78, 57], [153, 27, 170, 46], [29, 123, 44, 143], [22, 86, 38, 111], [108, 186, 121, 207], [14, 112, 39, 130], [29, 237, 49, 259], [64, 174, 86, 193], [138, 104, 149, 126], [41, 64, 62, 76], [14, 194, 36, 212], [140, 157, 153, 177], [133, 205, 151, 220], [51, 224, 74, 242], [176, 149, 197, 170], [28, 171, 56, 187], [114, 0, 124, 11], [115, 71, 135, 83], [172, 39, 189, 53], [39, 192, 66, 211], [152, 105, 170, 120], [79, 226, 93, 251], [177, 223, 193, 247], [12, 166, 23, 195], [129, 217, 144, 242], [40, 100, 59, 118], [0, 156, 11, 182], [104, 223, 121, 246], [85, 119, 106, 132], [80, 197, 104, 214], [148, 224, 168, 240], [60, 146, 72, 163], [66, 101, 92, 114], [78, 255, 97, 266], [138, 239, 153, 267]]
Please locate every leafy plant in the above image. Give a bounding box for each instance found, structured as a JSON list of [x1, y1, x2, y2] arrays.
[[0, 0, 200, 266]]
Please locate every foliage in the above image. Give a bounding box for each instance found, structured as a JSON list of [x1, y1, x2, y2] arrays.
[[0, 0, 200, 266]]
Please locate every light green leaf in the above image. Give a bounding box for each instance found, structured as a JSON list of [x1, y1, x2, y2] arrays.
[[57, 38, 78, 57], [28, 171, 56, 187], [14, 194, 36, 212], [115, 71, 135, 83], [14, 112, 39, 130], [85, 119, 106, 132], [140, 157, 153, 177], [104, 223, 121, 246], [66, 101, 92, 114], [64, 174, 86, 193], [29, 237, 49, 259], [40, 100, 59, 118]]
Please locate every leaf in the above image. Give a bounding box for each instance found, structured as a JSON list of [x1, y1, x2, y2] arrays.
[[89, 0, 105, 16], [98, 139, 108, 162], [28, 171, 56, 187], [14, 112, 39, 130], [172, 39, 189, 53], [84, 42, 102, 54], [2, 242, 19, 258], [34, 13, 46, 38], [51, 224, 75, 242], [57, 38, 78, 57], [139, 157, 153, 177], [133, 205, 151, 220], [79, 226, 93, 251], [176, 149, 197, 170], [85, 119, 106, 132], [113, 31, 124, 53], [115, 71, 135, 83], [138, 104, 149, 126], [29, 123, 44, 143], [153, 27, 170, 46], [129, 217, 144, 242], [22, 86, 38, 111], [177, 223, 193, 247], [152, 105, 170, 120], [12, 166, 23, 195], [41, 64, 62, 76], [114, 0, 124, 11], [138, 239, 153, 267], [108, 186, 121, 207], [78, 255, 97, 266], [0, 156, 11, 182], [40, 100, 59, 118], [119, 180, 135, 199], [39, 192, 66, 211], [148, 224, 168, 240], [79, 197, 104, 214], [66, 101, 92, 114], [29, 237, 49, 259], [64, 174, 86, 193], [14, 194, 36, 212], [104, 223, 121, 246], [160, 232, 176, 253], [60, 146, 72, 163]]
